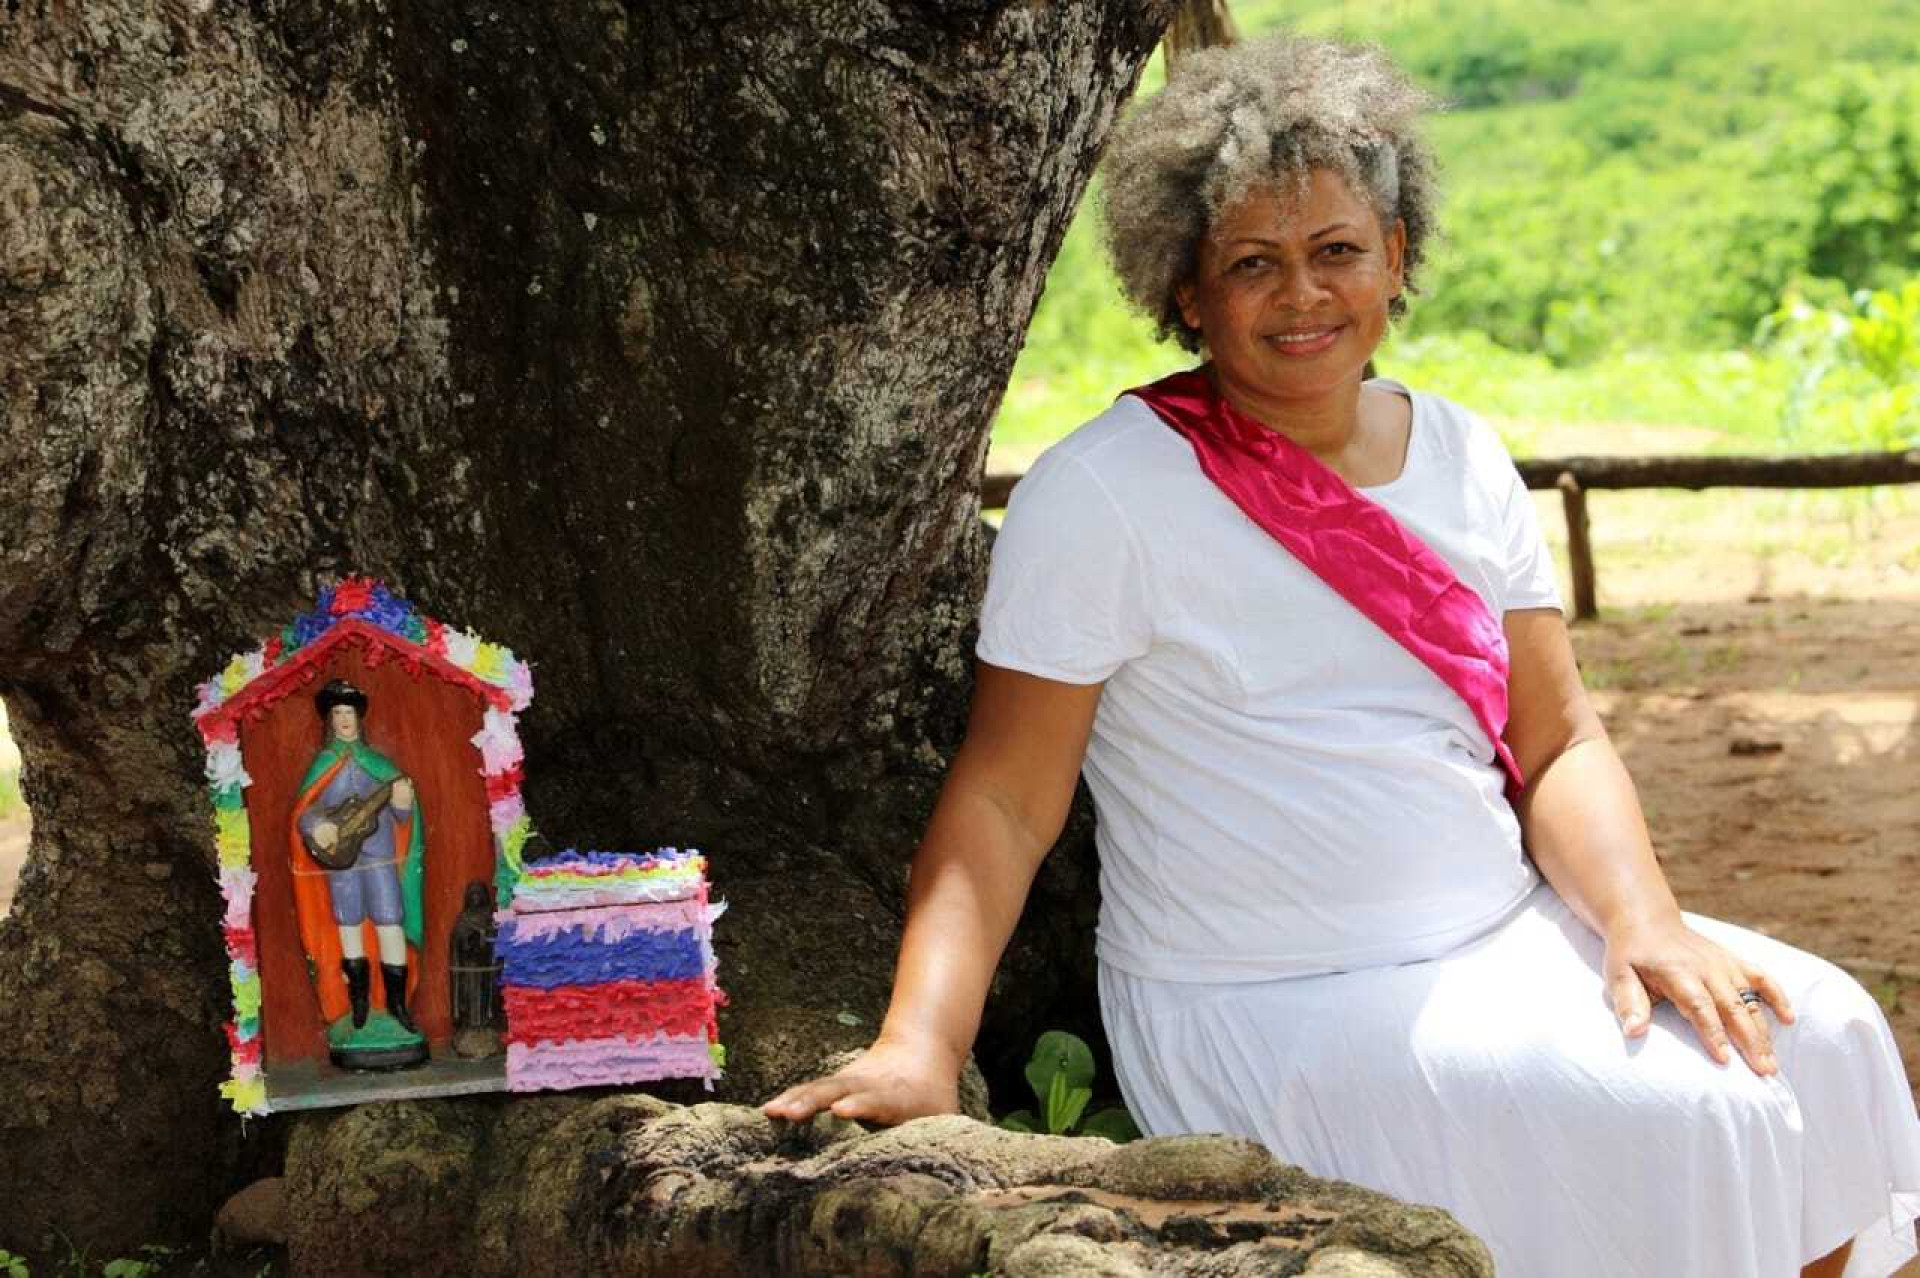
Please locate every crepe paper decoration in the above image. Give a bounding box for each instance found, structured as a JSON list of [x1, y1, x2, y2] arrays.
[[504, 1036, 722, 1091], [488, 792, 526, 832], [232, 968, 263, 1022], [496, 850, 725, 1093], [506, 661, 534, 711], [483, 766, 525, 804], [503, 978, 716, 1042], [224, 925, 259, 967], [220, 1076, 268, 1113], [502, 898, 712, 940], [507, 848, 709, 913], [219, 868, 256, 928], [205, 741, 253, 791], [496, 923, 709, 988], [441, 627, 479, 669], [192, 578, 542, 1115]]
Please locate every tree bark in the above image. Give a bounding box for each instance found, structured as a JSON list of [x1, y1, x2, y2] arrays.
[[1163, 0, 1240, 63], [0, 0, 1173, 1256], [276, 1096, 1493, 1277]]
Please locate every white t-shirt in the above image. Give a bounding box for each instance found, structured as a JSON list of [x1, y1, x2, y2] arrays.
[[977, 382, 1564, 982]]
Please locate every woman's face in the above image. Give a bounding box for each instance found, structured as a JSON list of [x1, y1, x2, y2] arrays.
[[1175, 169, 1405, 411]]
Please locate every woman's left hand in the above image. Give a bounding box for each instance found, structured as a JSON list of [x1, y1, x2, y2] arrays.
[[1603, 916, 1795, 1075]]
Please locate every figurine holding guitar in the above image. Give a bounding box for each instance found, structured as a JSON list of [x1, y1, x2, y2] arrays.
[[292, 678, 429, 1069]]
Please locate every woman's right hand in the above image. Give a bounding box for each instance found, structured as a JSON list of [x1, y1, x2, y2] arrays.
[[762, 665, 1102, 1129], [761, 1034, 961, 1126]]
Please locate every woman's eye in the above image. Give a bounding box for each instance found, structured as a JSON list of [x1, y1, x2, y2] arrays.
[[1229, 255, 1268, 273], [1323, 242, 1362, 258]]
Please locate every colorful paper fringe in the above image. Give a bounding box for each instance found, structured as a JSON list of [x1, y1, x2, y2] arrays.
[[496, 850, 725, 1093], [190, 578, 542, 1116], [507, 847, 710, 912], [503, 1037, 721, 1091]]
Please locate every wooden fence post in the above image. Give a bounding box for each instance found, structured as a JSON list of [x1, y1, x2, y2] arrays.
[[1556, 471, 1598, 622]]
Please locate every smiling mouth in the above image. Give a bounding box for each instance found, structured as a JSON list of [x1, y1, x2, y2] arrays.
[[1264, 325, 1342, 354]]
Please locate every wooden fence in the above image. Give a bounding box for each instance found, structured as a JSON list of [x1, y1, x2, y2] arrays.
[[981, 448, 1920, 621]]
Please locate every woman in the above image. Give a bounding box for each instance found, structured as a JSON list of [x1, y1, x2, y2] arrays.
[[766, 35, 1920, 1277]]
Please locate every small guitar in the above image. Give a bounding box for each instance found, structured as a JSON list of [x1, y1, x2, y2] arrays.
[[308, 778, 405, 871]]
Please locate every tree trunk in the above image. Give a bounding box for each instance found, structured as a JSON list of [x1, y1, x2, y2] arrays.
[[1163, 0, 1240, 63], [0, 0, 1173, 1256]]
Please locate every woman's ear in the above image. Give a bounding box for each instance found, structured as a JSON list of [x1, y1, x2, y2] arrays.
[[1174, 279, 1201, 333], [1386, 218, 1407, 295]]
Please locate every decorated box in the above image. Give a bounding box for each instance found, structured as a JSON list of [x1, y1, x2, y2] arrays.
[[192, 579, 724, 1115], [496, 849, 726, 1091]]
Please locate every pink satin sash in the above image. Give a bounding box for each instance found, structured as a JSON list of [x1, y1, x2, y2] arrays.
[[1130, 369, 1524, 795]]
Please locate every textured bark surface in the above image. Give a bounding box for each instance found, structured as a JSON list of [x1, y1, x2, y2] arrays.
[[0, 0, 1173, 1256], [281, 1097, 1494, 1277]]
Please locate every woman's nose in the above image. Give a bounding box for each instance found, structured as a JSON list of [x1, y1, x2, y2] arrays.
[[1271, 258, 1330, 310]]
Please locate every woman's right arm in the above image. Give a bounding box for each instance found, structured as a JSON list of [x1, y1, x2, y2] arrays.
[[762, 661, 1104, 1124]]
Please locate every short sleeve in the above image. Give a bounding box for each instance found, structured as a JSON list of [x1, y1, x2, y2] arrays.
[[977, 449, 1153, 684], [1489, 438, 1563, 613]]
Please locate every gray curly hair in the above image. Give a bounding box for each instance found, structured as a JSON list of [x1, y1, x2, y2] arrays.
[[1100, 34, 1440, 352]]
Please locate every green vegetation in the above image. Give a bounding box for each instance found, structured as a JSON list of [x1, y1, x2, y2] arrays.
[[996, 0, 1920, 461], [98, 1249, 176, 1278], [1, 1246, 280, 1278], [998, 1030, 1142, 1142], [0, 699, 19, 819], [0, 1243, 215, 1278]]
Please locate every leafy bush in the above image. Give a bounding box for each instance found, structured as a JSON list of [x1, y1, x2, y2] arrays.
[[1781, 66, 1920, 294], [1763, 278, 1920, 450]]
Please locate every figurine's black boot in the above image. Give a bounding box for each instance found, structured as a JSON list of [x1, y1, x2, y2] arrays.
[[381, 963, 417, 1033], [341, 958, 371, 1029]]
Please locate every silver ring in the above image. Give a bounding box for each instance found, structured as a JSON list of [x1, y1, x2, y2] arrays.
[[1737, 988, 1764, 1009]]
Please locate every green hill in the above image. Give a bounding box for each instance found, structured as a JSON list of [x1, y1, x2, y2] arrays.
[[996, 0, 1920, 456]]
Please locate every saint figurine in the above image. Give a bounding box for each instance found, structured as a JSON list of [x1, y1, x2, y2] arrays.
[[291, 678, 429, 1070], [449, 879, 503, 1058]]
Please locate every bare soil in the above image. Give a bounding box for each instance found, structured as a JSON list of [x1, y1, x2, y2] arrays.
[[1576, 597, 1920, 1097], [1501, 419, 1920, 1126]]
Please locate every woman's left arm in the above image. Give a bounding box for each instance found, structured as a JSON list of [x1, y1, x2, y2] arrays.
[[1503, 608, 1793, 1074]]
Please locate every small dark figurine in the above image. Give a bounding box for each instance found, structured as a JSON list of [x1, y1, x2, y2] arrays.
[[291, 679, 429, 1070], [449, 879, 503, 1059]]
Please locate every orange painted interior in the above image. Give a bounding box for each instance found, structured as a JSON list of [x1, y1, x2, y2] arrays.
[[240, 639, 498, 1065]]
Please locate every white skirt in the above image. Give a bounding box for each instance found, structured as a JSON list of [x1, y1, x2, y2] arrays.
[[1100, 883, 1920, 1277]]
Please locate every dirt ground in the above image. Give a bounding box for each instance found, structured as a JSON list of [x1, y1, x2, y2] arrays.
[[1560, 590, 1920, 1277], [1577, 596, 1920, 1096]]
